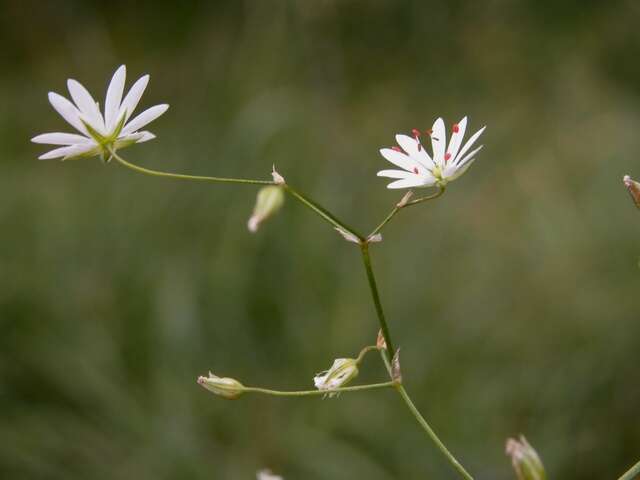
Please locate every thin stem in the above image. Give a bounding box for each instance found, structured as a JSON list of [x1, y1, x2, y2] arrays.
[[108, 148, 274, 185], [282, 185, 365, 241], [368, 187, 444, 238], [242, 381, 396, 397], [355, 345, 379, 364], [360, 243, 395, 360], [361, 244, 474, 480], [618, 459, 640, 480], [396, 385, 473, 480]]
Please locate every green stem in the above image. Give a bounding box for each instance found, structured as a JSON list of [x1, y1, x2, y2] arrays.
[[368, 186, 445, 238], [242, 381, 396, 397], [396, 384, 473, 480], [282, 185, 365, 241], [618, 459, 640, 480], [361, 244, 474, 480], [360, 243, 395, 360], [109, 148, 273, 185]]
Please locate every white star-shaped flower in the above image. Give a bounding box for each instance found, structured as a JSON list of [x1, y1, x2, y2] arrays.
[[377, 117, 486, 189], [32, 65, 168, 161]]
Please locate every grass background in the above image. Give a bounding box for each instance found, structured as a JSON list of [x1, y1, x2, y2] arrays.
[[1, 0, 640, 478]]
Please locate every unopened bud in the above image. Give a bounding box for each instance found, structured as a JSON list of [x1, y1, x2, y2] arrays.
[[248, 186, 285, 232], [376, 330, 387, 350], [623, 175, 640, 209], [313, 358, 359, 397], [197, 372, 244, 399], [397, 190, 414, 208], [505, 435, 546, 480]]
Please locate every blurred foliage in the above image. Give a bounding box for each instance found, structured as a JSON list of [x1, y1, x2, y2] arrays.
[[1, 0, 640, 479]]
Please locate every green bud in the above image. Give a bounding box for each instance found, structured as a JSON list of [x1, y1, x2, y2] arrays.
[[197, 372, 244, 399], [506, 435, 546, 480], [248, 186, 285, 233]]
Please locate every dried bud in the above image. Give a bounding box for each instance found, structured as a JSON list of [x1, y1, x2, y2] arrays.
[[623, 175, 640, 209], [376, 330, 387, 350], [396, 190, 414, 208], [391, 349, 402, 384], [197, 372, 245, 399], [505, 435, 546, 480], [272, 165, 286, 185], [248, 186, 285, 233], [335, 226, 361, 244], [367, 233, 383, 243], [313, 358, 359, 397]]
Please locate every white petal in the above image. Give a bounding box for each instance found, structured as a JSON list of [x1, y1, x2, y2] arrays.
[[454, 126, 486, 165], [105, 65, 126, 132], [119, 74, 149, 122], [31, 132, 91, 145], [387, 177, 433, 189], [377, 169, 413, 179], [380, 148, 422, 172], [455, 145, 483, 168], [431, 118, 446, 166], [446, 116, 467, 161], [67, 79, 105, 133], [395, 134, 433, 167], [38, 143, 96, 160], [48, 92, 89, 135], [448, 157, 476, 181], [121, 104, 169, 135], [135, 131, 156, 143]]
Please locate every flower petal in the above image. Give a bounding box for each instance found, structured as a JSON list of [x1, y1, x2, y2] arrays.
[[380, 148, 422, 172], [448, 157, 476, 181], [48, 92, 89, 135], [119, 74, 149, 122], [121, 104, 169, 135], [31, 132, 91, 145], [38, 143, 96, 160], [377, 169, 413, 179], [455, 145, 483, 168], [446, 116, 467, 161], [395, 134, 433, 167], [105, 65, 126, 132], [386, 177, 433, 189], [454, 126, 485, 165], [67, 79, 105, 133], [430, 118, 446, 166]]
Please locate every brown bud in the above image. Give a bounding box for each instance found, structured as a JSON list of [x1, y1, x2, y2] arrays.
[[623, 175, 640, 209]]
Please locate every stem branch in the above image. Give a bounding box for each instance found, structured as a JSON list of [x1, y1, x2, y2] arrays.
[[243, 381, 396, 397]]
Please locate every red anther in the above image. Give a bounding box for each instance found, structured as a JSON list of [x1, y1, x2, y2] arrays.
[[425, 129, 433, 136], [413, 167, 419, 174], [452, 123, 460, 133], [412, 128, 421, 138], [445, 153, 452, 162], [392, 146, 402, 152]]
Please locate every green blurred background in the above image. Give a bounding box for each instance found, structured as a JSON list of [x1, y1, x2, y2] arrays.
[[1, 0, 640, 478]]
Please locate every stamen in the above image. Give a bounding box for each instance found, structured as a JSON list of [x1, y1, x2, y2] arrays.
[[452, 123, 460, 133], [392, 146, 402, 152], [445, 153, 452, 162], [425, 129, 433, 136], [413, 167, 419, 174], [411, 128, 421, 138]]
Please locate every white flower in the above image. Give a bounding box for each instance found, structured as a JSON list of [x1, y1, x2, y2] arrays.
[[257, 470, 283, 480], [32, 65, 169, 161], [313, 358, 359, 397], [377, 117, 486, 189]]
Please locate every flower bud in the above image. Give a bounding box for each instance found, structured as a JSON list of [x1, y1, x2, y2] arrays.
[[197, 372, 244, 399], [505, 435, 546, 480], [248, 186, 285, 233], [623, 175, 640, 209], [313, 358, 359, 397]]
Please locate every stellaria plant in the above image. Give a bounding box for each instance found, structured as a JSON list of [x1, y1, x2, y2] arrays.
[[33, 65, 640, 480]]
